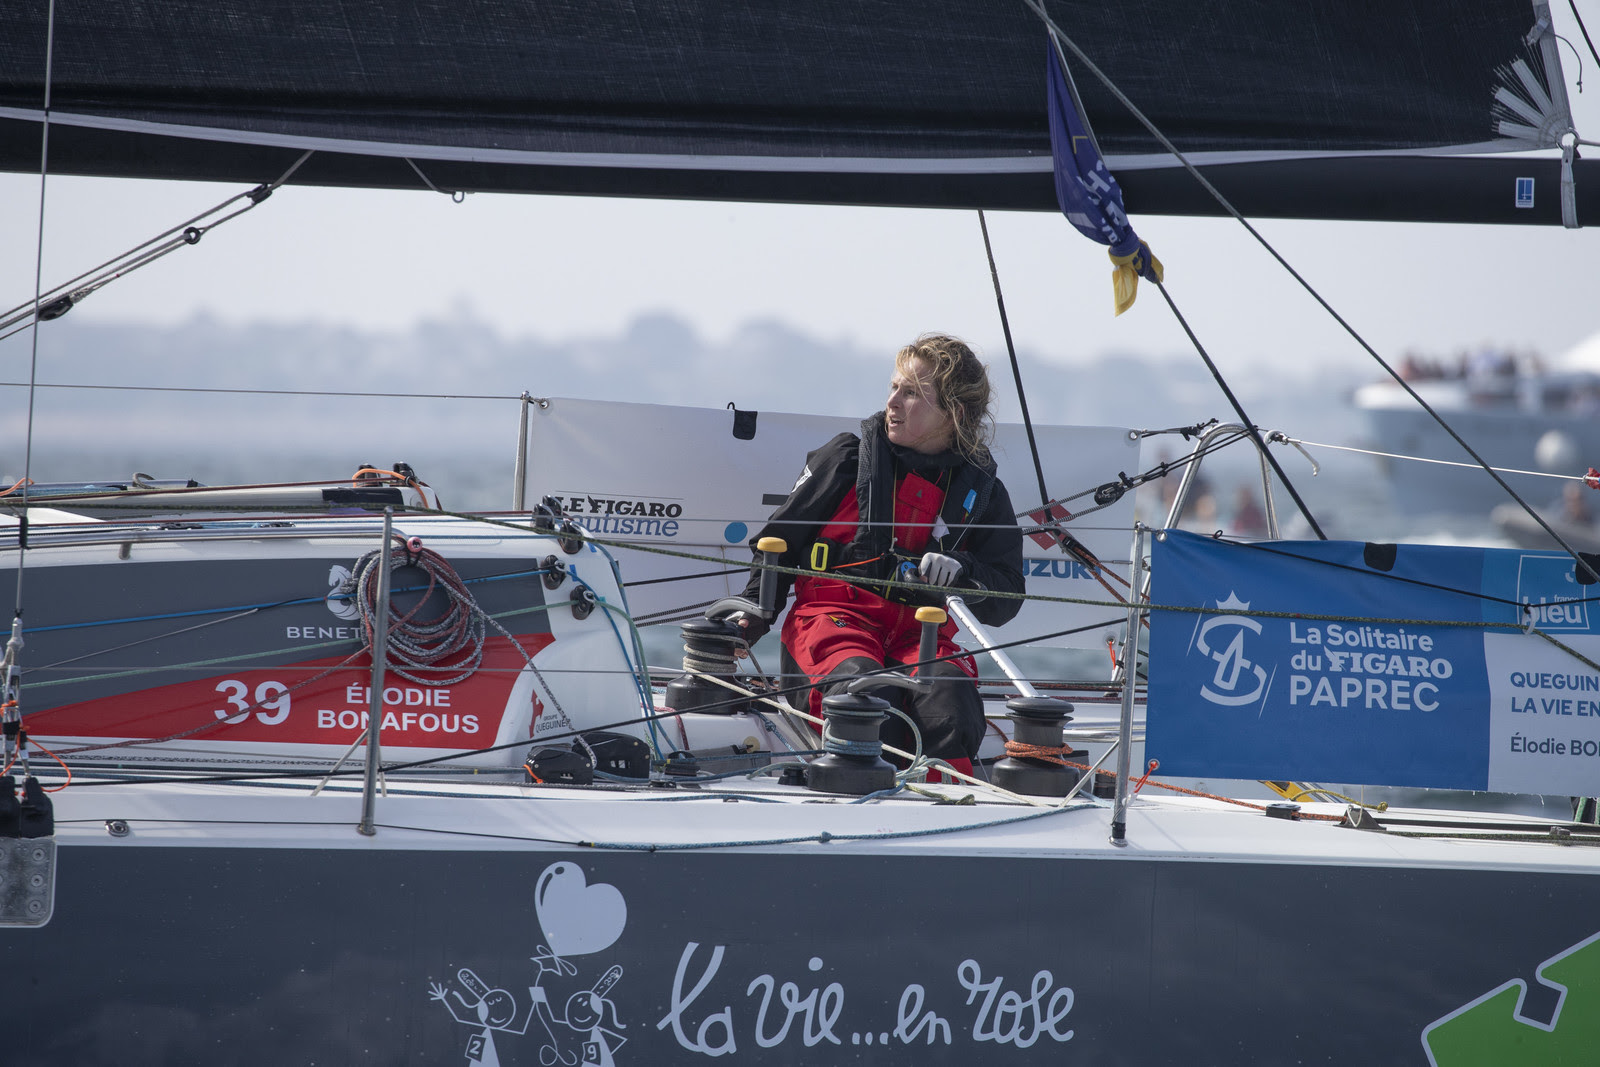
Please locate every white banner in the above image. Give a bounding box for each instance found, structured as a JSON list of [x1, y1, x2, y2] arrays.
[[524, 397, 1139, 647]]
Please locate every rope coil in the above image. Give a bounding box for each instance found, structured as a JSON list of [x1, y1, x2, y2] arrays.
[[1003, 738, 1073, 766], [344, 534, 485, 686], [822, 729, 882, 758], [679, 627, 742, 677]]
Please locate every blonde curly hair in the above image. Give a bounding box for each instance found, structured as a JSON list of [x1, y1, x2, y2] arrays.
[[894, 333, 994, 464]]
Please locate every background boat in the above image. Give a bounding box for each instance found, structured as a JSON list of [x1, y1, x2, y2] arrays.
[[1356, 327, 1600, 524]]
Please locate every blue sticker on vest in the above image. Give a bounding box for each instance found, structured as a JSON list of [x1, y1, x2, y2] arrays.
[[963, 489, 977, 514]]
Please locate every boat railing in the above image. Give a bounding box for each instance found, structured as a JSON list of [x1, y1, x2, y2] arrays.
[[1160, 420, 1300, 539]]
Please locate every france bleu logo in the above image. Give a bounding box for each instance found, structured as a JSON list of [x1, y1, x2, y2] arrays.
[[1515, 554, 1593, 632]]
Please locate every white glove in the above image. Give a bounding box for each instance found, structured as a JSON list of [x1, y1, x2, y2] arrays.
[[917, 552, 964, 587]]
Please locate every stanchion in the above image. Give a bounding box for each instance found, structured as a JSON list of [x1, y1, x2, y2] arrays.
[[358, 507, 394, 837], [1111, 524, 1145, 844]]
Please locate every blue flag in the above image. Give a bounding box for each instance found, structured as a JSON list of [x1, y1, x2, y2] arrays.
[[1046, 43, 1162, 314]]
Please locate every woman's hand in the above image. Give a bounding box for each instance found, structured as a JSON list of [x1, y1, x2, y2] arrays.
[[727, 611, 770, 657], [917, 552, 964, 586]]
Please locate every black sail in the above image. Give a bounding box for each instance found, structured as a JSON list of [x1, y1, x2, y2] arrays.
[[0, 0, 1589, 223]]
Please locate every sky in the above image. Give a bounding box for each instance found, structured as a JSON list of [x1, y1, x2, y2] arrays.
[[2, 7, 1598, 379]]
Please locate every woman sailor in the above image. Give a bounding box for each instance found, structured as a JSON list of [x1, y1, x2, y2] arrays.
[[735, 334, 1024, 780]]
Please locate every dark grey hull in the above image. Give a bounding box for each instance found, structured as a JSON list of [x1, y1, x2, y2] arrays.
[[5, 841, 1596, 1065]]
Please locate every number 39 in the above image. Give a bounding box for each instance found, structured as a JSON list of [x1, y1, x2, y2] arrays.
[[213, 679, 291, 725]]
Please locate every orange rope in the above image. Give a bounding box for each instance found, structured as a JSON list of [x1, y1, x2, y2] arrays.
[[1002, 740, 1344, 821], [1, 698, 16, 775], [0, 476, 34, 499], [1133, 758, 1158, 794], [29, 739, 71, 792], [351, 467, 435, 506], [351, 467, 413, 486], [1003, 739, 1076, 767], [828, 554, 886, 571]]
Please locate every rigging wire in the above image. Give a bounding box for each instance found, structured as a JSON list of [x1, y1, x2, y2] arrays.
[[1571, 0, 1600, 69], [16, 0, 58, 613], [1151, 282, 1327, 539], [4, 0, 58, 780], [405, 158, 467, 202], [1292, 437, 1600, 483], [26, 500, 1573, 663], [1021, 0, 1594, 579], [1557, 34, 1586, 91], [0, 381, 522, 402], [976, 210, 1049, 508], [1041, 19, 1325, 540], [518, 510, 1600, 681], [27, 505, 1600, 795], [1024, 422, 1255, 524], [1041, 11, 1325, 537], [1209, 535, 1590, 615], [0, 150, 313, 343], [971, 211, 1150, 603]]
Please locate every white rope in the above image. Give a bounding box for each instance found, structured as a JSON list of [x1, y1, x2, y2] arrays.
[[1291, 438, 1593, 482]]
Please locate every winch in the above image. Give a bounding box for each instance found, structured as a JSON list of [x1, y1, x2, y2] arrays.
[[663, 537, 786, 716], [991, 697, 1082, 797]]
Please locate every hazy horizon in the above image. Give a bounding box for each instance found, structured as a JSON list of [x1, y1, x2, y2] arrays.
[[0, 310, 1397, 540]]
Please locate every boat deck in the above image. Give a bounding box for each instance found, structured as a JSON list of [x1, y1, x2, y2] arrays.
[[43, 772, 1600, 875]]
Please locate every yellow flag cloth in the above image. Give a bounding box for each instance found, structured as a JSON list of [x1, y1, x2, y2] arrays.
[[1108, 241, 1164, 316]]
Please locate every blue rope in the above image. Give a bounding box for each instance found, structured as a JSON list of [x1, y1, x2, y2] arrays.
[[570, 569, 665, 759], [25, 594, 330, 634], [573, 537, 659, 716], [822, 733, 881, 758], [24, 566, 551, 635]]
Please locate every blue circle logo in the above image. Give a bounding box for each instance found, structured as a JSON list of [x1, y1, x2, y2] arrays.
[[724, 522, 749, 544]]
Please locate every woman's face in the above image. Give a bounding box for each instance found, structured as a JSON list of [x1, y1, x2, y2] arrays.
[[885, 356, 954, 454]]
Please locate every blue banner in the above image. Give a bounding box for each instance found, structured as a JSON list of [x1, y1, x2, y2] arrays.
[[1146, 531, 1600, 793]]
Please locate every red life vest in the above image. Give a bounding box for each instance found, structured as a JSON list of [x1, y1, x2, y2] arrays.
[[815, 468, 947, 560], [785, 468, 973, 711]]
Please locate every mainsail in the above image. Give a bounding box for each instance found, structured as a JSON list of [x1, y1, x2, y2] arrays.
[[0, 0, 1589, 223]]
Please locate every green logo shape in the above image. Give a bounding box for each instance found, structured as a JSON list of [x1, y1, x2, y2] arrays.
[[1423, 932, 1600, 1066]]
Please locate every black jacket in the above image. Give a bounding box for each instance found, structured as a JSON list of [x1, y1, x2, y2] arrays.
[[743, 412, 1025, 627]]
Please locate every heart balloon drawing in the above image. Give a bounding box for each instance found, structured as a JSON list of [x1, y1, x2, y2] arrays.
[[534, 862, 628, 958]]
